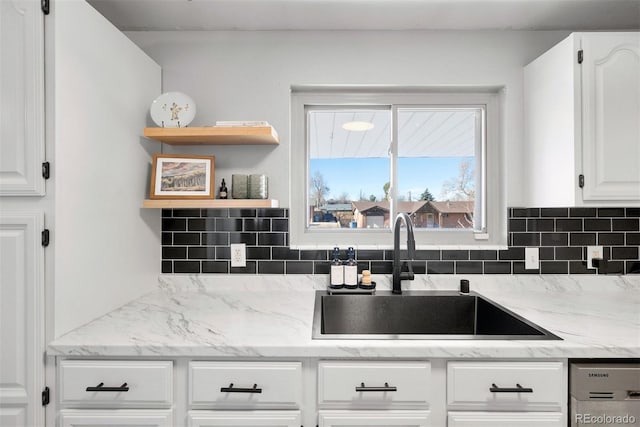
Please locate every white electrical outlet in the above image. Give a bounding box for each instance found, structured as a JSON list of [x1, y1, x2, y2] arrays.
[[230, 243, 246, 267], [587, 245, 603, 269], [525, 247, 539, 270]]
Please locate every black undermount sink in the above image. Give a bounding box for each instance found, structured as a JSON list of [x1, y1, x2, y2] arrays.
[[312, 291, 561, 340]]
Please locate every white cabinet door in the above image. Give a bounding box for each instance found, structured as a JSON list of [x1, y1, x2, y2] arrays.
[[189, 361, 301, 409], [448, 411, 564, 427], [59, 409, 172, 427], [318, 410, 430, 427], [188, 410, 301, 427], [0, 211, 45, 427], [0, 0, 45, 196], [581, 33, 640, 202], [318, 361, 431, 408]]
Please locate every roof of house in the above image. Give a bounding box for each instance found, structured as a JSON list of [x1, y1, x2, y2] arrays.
[[429, 200, 474, 214], [352, 201, 428, 214], [352, 200, 474, 215]]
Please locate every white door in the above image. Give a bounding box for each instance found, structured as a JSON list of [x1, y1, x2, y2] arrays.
[[0, 0, 46, 196], [448, 411, 564, 426], [59, 409, 173, 427], [0, 211, 45, 427], [188, 410, 301, 427], [318, 410, 430, 427], [581, 32, 640, 202]]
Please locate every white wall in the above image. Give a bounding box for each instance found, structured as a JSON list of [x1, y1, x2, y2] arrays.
[[127, 30, 569, 207], [54, 0, 161, 337]]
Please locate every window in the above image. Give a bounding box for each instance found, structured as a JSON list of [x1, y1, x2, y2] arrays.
[[290, 88, 505, 249]]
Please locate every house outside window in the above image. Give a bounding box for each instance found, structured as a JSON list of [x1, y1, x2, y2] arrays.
[[290, 87, 506, 249]]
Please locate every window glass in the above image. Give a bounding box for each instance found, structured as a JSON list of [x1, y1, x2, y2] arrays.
[[308, 108, 391, 229], [397, 108, 481, 230]]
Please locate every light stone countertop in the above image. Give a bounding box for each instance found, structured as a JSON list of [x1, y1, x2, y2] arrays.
[[47, 274, 640, 359]]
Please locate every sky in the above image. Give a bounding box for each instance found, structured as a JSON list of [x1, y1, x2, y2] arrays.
[[310, 156, 472, 202]]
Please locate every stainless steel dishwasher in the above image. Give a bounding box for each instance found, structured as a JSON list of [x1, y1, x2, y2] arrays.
[[571, 363, 640, 426]]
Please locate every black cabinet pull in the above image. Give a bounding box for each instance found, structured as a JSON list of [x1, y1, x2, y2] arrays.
[[490, 383, 533, 393], [220, 383, 262, 393], [355, 382, 397, 392], [86, 382, 129, 392]]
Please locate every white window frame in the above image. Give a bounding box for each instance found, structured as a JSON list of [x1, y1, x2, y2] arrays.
[[290, 86, 506, 249]]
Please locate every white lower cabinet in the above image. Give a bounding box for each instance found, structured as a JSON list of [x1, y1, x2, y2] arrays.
[[319, 410, 431, 427], [446, 361, 567, 427], [318, 361, 431, 408], [58, 409, 173, 427], [448, 411, 564, 426], [188, 410, 301, 427], [54, 358, 567, 427]]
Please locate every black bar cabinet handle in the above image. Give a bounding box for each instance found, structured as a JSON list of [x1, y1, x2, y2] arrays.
[[220, 383, 262, 393], [490, 383, 533, 393], [355, 382, 397, 392], [86, 382, 129, 392]]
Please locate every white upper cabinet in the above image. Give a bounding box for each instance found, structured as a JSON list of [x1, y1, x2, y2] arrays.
[[0, 0, 45, 196], [524, 32, 640, 207]]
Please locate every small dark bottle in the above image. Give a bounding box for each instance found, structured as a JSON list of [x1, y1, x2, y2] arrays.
[[219, 179, 228, 199]]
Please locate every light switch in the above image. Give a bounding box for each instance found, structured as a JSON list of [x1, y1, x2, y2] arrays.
[[525, 247, 539, 270]]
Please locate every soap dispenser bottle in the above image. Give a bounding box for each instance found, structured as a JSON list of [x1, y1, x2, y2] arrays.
[[344, 247, 358, 289], [329, 247, 344, 289]]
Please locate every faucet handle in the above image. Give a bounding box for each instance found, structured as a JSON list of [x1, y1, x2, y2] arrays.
[[400, 260, 415, 281]]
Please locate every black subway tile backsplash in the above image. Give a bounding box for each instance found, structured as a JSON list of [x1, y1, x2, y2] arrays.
[[202, 261, 229, 274], [285, 261, 313, 274], [163, 218, 186, 232], [555, 218, 583, 232], [584, 219, 611, 231], [258, 260, 284, 274], [613, 218, 640, 231], [159, 207, 640, 275], [215, 218, 243, 232], [229, 233, 257, 245], [174, 261, 200, 273], [541, 208, 568, 217], [626, 208, 640, 217], [202, 232, 229, 246], [173, 233, 200, 246], [598, 208, 625, 217], [570, 232, 596, 246], [172, 209, 201, 218], [541, 232, 568, 246], [570, 207, 597, 217], [243, 218, 271, 232], [187, 218, 215, 231], [202, 209, 228, 217], [527, 219, 554, 232]]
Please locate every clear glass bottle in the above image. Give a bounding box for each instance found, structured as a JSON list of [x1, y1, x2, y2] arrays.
[[329, 247, 344, 289]]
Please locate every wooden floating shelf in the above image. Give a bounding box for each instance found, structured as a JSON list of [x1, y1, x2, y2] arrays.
[[143, 126, 279, 145], [143, 199, 280, 209]]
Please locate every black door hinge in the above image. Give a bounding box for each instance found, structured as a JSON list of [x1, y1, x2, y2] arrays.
[[41, 0, 50, 15], [42, 387, 50, 406], [578, 49, 583, 64], [41, 229, 50, 247], [579, 174, 585, 188], [42, 162, 50, 180]]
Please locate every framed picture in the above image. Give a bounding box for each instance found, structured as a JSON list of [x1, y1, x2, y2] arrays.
[[150, 154, 215, 199]]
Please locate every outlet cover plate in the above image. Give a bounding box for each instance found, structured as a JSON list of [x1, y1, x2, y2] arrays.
[[525, 247, 539, 270], [587, 245, 603, 269], [231, 243, 246, 267]]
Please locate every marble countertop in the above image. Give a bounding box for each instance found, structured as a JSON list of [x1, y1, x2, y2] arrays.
[[48, 274, 640, 359]]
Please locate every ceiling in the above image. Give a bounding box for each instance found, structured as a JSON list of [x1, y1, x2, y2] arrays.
[[87, 0, 640, 31], [309, 108, 477, 159]]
